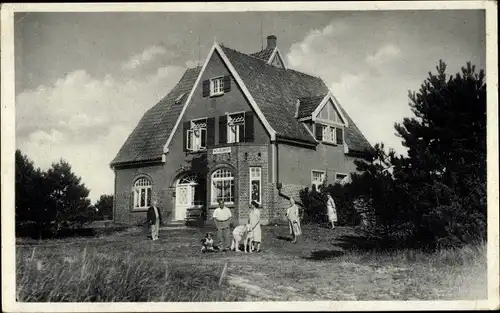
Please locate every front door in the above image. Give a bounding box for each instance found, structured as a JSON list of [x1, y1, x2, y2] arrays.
[[175, 185, 193, 221]]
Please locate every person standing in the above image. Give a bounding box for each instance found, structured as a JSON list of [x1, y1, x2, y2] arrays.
[[248, 200, 262, 252], [147, 199, 162, 241], [286, 198, 302, 244], [213, 199, 232, 251], [326, 194, 338, 229]]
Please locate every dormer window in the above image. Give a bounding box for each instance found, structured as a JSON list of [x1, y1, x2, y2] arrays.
[[202, 75, 231, 97], [322, 125, 337, 144], [210, 76, 224, 96]]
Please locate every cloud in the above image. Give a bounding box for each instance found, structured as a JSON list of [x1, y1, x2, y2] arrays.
[[366, 44, 401, 68], [121, 45, 168, 71], [16, 64, 187, 202]]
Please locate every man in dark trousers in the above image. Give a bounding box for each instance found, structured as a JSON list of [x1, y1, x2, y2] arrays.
[[147, 199, 162, 240]]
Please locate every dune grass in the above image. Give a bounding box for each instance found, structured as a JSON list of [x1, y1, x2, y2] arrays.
[[16, 224, 487, 302]]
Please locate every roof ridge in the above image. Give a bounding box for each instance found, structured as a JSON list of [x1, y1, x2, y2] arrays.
[[220, 45, 327, 83]]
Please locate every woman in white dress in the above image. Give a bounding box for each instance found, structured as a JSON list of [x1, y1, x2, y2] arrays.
[[326, 194, 337, 229], [286, 198, 302, 243], [248, 200, 262, 252]]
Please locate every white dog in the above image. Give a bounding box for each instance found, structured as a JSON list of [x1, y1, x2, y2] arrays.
[[230, 224, 254, 253]]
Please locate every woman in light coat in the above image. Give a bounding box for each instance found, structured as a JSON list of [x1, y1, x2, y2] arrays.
[[248, 200, 262, 252], [326, 194, 337, 229], [286, 198, 302, 243]]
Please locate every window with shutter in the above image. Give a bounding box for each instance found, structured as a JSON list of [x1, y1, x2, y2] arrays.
[[227, 113, 245, 144], [185, 119, 207, 152], [209, 76, 225, 96]]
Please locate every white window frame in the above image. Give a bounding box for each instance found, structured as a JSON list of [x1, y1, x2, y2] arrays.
[[311, 170, 326, 191], [210, 76, 225, 97], [249, 167, 262, 204], [335, 173, 349, 185], [133, 177, 152, 210], [186, 118, 207, 152], [211, 169, 235, 205], [322, 125, 337, 144], [227, 112, 245, 144]]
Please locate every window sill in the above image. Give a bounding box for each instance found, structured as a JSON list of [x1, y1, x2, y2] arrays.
[[132, 208, 148, 212], [209, 92, 224, 98]]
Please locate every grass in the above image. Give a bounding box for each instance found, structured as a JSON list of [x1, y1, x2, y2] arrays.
[[16, 224, 488, 302]]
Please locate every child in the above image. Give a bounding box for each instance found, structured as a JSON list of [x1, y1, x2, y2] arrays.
[[201, 233, 216, 253]]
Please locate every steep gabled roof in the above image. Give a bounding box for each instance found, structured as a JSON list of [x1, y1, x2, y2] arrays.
[[110, 66, 202, 166], [111, 42, 373, 166]]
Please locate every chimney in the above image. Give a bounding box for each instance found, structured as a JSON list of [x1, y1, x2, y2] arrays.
[[266, 35, 277, 49]]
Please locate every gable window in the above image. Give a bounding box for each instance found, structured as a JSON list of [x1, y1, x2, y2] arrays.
[[227, 113, 245, 143], [249, 167, 262, 204], [203, 75, 231, 97], [335, 173, 349, 185], [211, 169, 235, 205], [311, 170, 325, 191], [186, 119, 207, 152], [133, 177, 152, 210], [210, 77, 224, 96]]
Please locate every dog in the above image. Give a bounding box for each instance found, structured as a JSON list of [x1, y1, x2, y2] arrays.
[[201, 233, 216, 253], [230, 224, 254, 253]]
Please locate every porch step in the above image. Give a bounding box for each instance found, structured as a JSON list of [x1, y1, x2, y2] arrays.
[[165, 221, 186, 228]]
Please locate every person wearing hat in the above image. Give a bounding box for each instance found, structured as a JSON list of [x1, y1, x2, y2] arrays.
[[248, 200, 262, 252]]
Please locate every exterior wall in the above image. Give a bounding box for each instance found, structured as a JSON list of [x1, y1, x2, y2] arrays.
[[182, 50, 269, 145], [277, 142, 359, 187], [113, 164, 169, 225], [205, 143, 270, 226]]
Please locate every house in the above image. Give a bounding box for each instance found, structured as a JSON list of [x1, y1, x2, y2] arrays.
[[110, 35, 373, 226]]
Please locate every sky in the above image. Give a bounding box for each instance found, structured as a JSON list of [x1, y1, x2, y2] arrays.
[[14, 10, 486, 202]]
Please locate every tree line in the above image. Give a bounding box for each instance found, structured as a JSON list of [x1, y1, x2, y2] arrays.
[[15, 151, 113, 238], [300, 60, 486, 250]]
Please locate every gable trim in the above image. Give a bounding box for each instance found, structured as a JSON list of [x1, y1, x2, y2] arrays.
[[163, 42, 276, 154], [311, 91, 349, 127], [267, 48, 288, 70]]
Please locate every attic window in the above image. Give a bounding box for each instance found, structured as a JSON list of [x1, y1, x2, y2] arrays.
[[202, 75, 231, 97], [210, 77, 224, 96], [175, 93, 186, 104]]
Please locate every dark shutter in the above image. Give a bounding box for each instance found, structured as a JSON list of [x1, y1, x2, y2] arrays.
[[219, 115, 227, 144], [244, 111, 254, 142], [238, 125, 245, 143], [206, 117, 216, 147], [336, 128, 343, 145], [183, 122, 190, 151], [315, 124, 323, 141], [223, 75, 231, 93], [202, 80, 210, 97]]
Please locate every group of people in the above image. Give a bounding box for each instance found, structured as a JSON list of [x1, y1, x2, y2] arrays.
[[145, 193, 339, 249]]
